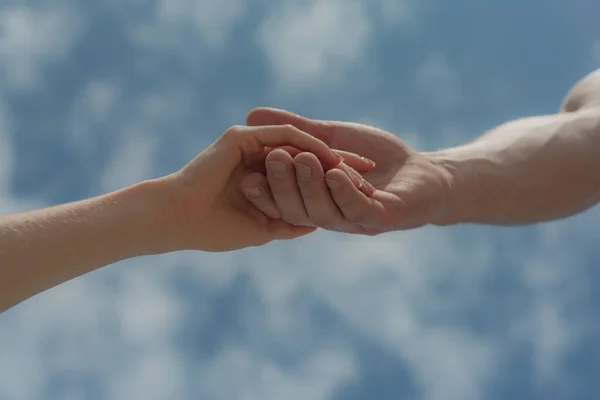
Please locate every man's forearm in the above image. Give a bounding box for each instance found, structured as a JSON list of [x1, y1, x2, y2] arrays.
[[0, 178, 174, 312], [429, 108, 600, 225]]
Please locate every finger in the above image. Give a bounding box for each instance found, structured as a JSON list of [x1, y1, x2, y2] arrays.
[[262, 146, 372, 197], [247, 109, 378, 172], [324, 169, 386, 226], [333, 150, 376, 172], [265, 145, 376, 197], [259, 150, 374, 204], [293, 152, 352, 230], [266, 149, 312, 226], [240, 172, 281, 219], [332, 163, 376, 197], [246, 108, 333, 145], [264, 146, 303, 158], [268, 219, 317, 240], [223, 125, 342, 167], [266, 147, 375, 174]]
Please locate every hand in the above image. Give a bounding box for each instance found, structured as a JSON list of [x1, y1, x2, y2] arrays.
[[242, 108, 454, 234], [0, 123, 356, 311], [166, 124, 344, 251]]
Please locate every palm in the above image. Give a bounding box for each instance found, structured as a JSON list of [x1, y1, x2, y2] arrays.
[[209, 163, 276, 248], [174, 141, 314, 252], [327, 123, 451, 231]]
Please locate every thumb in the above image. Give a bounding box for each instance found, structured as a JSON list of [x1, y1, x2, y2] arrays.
[[246, 107, 332, 144]]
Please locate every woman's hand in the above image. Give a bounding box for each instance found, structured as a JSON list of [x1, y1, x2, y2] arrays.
[[165, 124, 349, 251]]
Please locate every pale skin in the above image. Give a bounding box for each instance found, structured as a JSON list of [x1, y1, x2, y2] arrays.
[[2, 69, 600, 312], [0, 124, 373, 312], [244, 69, 600, 232]]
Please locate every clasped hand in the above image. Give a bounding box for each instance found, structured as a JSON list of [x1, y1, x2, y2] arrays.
[[168, 107, 453, 252]]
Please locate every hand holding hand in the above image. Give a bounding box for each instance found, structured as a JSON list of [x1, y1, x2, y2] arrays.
[[165, 124, 345, 251], [242, 108, 454, 234]]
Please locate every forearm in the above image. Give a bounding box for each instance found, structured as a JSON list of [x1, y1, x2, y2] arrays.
[[429, 108, 600, 225], [0, 177, 175, 312]]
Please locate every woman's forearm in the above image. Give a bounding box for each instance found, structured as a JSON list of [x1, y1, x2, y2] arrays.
[[0, 123, 341, 312], [430, 108, 600, 225], [0, 177, 174, 312]]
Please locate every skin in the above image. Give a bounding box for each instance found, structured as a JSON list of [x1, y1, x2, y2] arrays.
[[4, 68, 600, 312], [243, 68, 600, 232], [0, 124, 371, 312]]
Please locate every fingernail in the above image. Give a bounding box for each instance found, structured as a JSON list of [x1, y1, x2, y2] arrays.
[[362, 157, 376, 167], [243, 187, 261, 198], [326, 178, 341, 190], [295, 163, 312, 181], [333, 152, 344, 165], [267, 161, 288, 178]]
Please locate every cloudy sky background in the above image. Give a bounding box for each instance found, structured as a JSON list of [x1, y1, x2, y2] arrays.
[[1, 0, 600, 399]]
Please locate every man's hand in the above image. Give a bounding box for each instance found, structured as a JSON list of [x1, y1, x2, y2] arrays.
[[244, 69, 600, 231], [241, 108, 454, 234]]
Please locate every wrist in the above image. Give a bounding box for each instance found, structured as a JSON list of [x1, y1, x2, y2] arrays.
[[425, 147, 500, 226], [112, 175, 184, 256]]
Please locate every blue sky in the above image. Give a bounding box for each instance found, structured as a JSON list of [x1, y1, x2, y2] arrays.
[[1, 0, 600, 399]]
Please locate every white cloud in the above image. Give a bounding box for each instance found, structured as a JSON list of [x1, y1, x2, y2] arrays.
[[290, 228, 497, 400], [1, 3, 598, 400], [4, 103, 593, 399], [108, 346, 188, 400], [65, 79, 200, 192], [0, 5, 83, 92], [416, 53, 463, 112], [0, 325, 45, 400], [99, 128, 158, 191], [1, 149, 596, 400], [0, 256, 189, 400], [67, 80, 121, 154], [156, 0, 247, 49], [257, 0, 370, 89], [115, 265, 186, 345], [234, 227, 497, 400], [128, 0, 247, 54], [197, 346, 357, 400], [0, 97, 43, 214], [516, 220, 595, 385]]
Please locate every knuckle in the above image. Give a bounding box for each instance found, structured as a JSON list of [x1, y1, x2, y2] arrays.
[[282, 124, 303, 135], [223, 125, 245, 138]]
